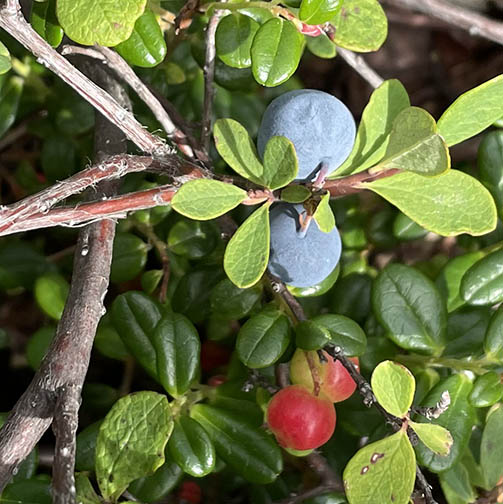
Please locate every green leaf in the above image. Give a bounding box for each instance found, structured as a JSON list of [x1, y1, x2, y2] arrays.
[[168, 220, 218, 259], [295, 320, 331, 350], [469, 371, 503, 408], [365, 170, 498, 236], [438, 74, 503, 146], [299, 0, 342, 25], [95, 321, 130, 361], [115, 10, 167, 68], [191, 404, 282, 483], [436, 251, 485, 312], [0, 41, 11, 75], [236, 305, 291, 367], [76, 473, 101, 504], [281, 185, 311, 203], [313, 193, 335, 233], [41, 135, 76, 182], [409, 421, 453, 457], [56, 0, 147, 46], [210, 278, 262, 319], [224, 203, 271, 288], [167, 416, 215, 477], [30, 0, 64, 48], [251, 18, 304, 87], [312, 314, 367, 356], [128, 450, 183, 502], [111, 232, 149, 283], [460, 249, 503, 306], [26, 326, 55, 370], [343, 429, 415, 504], [216, 13, 260, 69], [374, 107, 450, 176], [332, 0, 388, 52], [485, 306, 503, 362], [371, 361, 415, 417], [213, 118, 264, 184], [96, 391, 173, 501], [478, 130, 503, 218], [393, 212, 427, 241], [288, 262, 340, 298], [416, 374, 475, 472], [439, 461, 478, 504], [262, 136, 298, 189], [372, 264, 446, 355], [34, 273, 69, 320], [0, 76, 23, 138], [1, 480, 51, 504], [76, 420, 101, 471], [171, 179, 247, 220], [153, 311, 200, 397], [305, 33, 337, 59], [481, 404, 503, 488], [111, 291, 163, 379], [337, 79, 410, 176]]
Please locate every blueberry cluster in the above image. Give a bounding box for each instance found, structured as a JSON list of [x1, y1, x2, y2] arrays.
[[258, 90, 356, 288]]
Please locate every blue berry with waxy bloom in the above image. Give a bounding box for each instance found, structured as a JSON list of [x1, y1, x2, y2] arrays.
[[268, 203, 342, 288], [257, 89, 356, 182]]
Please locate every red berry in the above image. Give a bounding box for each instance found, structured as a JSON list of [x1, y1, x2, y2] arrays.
[[177, 481, 202, 504], [290, 349, 358, 403], [207, 374, 227, 387], [266, 385, 336, 451], [200, 340, 232, 373]]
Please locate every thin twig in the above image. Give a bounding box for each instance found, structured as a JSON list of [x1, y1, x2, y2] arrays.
[[202, 10, 226, 154], [321, 168, 400, 197], [382, 0, 503, 46], [336, 47, 384, 89], [0, 0, 172, 157]]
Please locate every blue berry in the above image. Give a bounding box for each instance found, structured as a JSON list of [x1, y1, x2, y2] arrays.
[[268, 203, 342, 287], [257, 89, 356, 182]]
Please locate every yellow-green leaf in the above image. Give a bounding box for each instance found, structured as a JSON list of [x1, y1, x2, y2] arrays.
[[365, 170, 497, 236], [313, 192, 335, 233], [262, 136, 298, 189], [409, 421, 453, 457], [224, 203, 271, 288]]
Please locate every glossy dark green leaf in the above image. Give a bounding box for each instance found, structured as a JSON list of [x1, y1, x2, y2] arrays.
[[95, 319, 130, 361], [416, 374, 475, 473], [331, 273, 372, 324], [26, 326, 55, 370], [288, 263, 340, 298], [191, 404, 282, 483], [393, 212, 428, 241], [96, 392, 173, 501], [216, 13, 260, 69], [444, 306, 491, 358], [480, 404, 503, 488], [82, 383, 119, 414], [478, 130, 503, 218], [485, 306, 503, 362], [2, 480, 51, 504], [439, 460, 478, 504], [141, 269, 163, 295], [0, 76, 23, 138], [305, 33, 337, 59], [461, 249, 503, 306], [251, 18, 304, 87], [300, 0, 342, 25], [312, 314, 367, 356], [30, 0, 64, 48], [168, 219, 218, 259], [41, 134, 76, 182], [295, 320, 331, 350], [111, 232, 149, 283], [236, 305, 291, 367], [373, 264, 446, 355], [34, 273, 69, 320], [153, 311, 200, 397], [469, 372, 503, 408], [111, 291, 163, 379], [116, 10, 167, 67], [210, 278, 262, 320], [436, 251, 485, 312], [129, 450, 183, 503], [76, 420, 102, 471], [414, 369, 440, 405], [167, 416, 215, 477], [75, 473, 101, 504]]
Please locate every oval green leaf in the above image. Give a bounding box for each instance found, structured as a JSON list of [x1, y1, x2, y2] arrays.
[[216, 13, 260, 69], [371, 361, 415, 417], [210, 278, 262, 320], [172, 179, 247, 220], [313, 314, 367, 356], [30, 0, 63, 48], [409, 421, 453, 457], [96, 391, 173, 501], [299, 0, 342, 25], [115, 10, 167, 68], [365, 170, 498, 237], [191, 404, 282, 483], [343, 430, 415, 504], [34, 273, 69, 321], [295, 319, 331, 350], [313, 193, 336, 233], [485, 306, 503, 362], [478, 130, 503, 218], [251, 18, 304, 87], [167, 416, 215, 477], [469, 371, 503, 408], [236, 305, 291, 367], [480, 404, 503, 488], [372, 264, 446, 355], [262, 135, 298, 189], [224, 203, 270, 288], [153, 311, 200, 397], [57, 0, 146, 46], [110, 232, 149, 283], [0, 41, 11, 75]]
